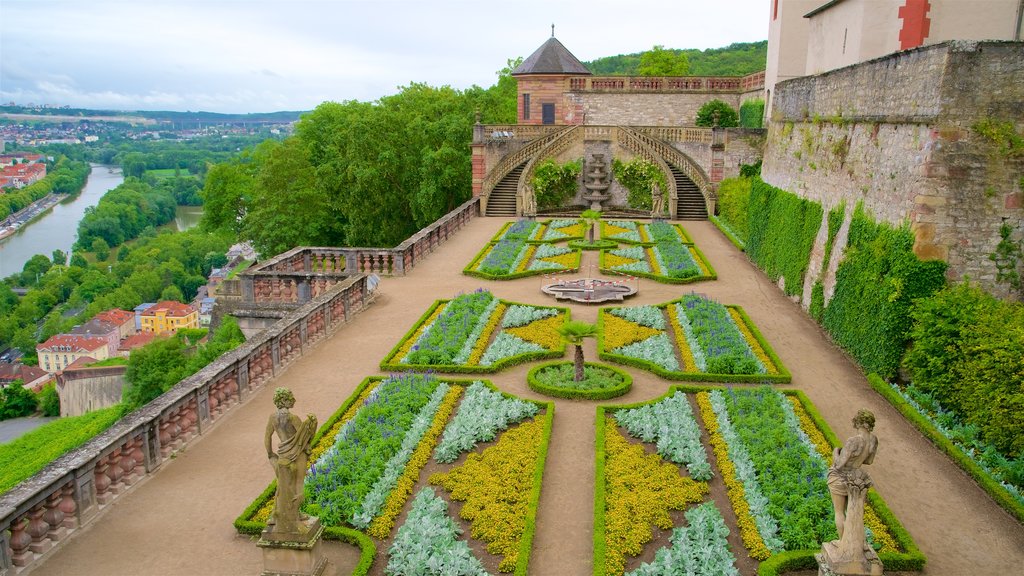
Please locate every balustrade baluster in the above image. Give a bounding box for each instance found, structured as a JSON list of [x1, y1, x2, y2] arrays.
[[42, 491, 66, 542], [10, 517, 32, 566], [59, 483, 78, 529], [119, 441, 138, 485], [94, 459, 113, 504], [26, 505, 50, 554]]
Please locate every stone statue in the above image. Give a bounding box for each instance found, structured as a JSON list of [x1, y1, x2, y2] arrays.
[[650, 182, 665, 218], [265, 387, 318, 539], [522, 184, 537, 218], [818, 409, 883, 576]]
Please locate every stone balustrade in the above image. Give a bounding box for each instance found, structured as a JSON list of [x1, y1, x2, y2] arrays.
[[0, 275, 374, 574], [567, 71, 765, 93]]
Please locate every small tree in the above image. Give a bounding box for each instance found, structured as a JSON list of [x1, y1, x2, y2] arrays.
[[91, 237, 110, 261], [580, 209, 602, 243], [637, 45, 690, 76], [556, 320, 600, 382], [38, 383, 60, 417], [0, 380, 38, 420], [696, 100, 739, 128]]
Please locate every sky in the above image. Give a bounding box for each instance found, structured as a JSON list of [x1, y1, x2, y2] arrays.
[[0, 0, 769, 114]]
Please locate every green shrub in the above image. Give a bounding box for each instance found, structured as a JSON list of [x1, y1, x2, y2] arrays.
[[611, 158, 667, 210], [38, 383, 60, 417], [0, 380, 38, 420], [739, 99, 765, 128], [532, 158, 582, 209], [746, 178, 823, 297], [903, 283, 1024, 457], [822, 202, 947, 378], [715, 176, 751, 242], [695, 99, 739, 127]]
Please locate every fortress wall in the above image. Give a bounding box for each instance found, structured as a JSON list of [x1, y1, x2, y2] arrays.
[[579, 92, 742, 126]]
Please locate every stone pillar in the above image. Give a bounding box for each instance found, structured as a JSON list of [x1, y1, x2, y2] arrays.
[[257, 520, 329, 576]]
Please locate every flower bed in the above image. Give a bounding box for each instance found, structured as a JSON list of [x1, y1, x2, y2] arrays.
[[527, 361, 632, 400], [596, 386, 923, 576], [598, 298, 790, 383], [614, 390, 712, 481], [627, 502, 739, 576], [381, 293, 568, 373], [465, 219, 583, 279], [598, 220, 715, 284], [236, 376, 553, 575], [387, 487, 488, 575], [431, 408, 554, 574]]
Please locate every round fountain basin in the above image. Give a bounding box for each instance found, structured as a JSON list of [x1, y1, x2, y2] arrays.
[[541, 278, 638, 303]]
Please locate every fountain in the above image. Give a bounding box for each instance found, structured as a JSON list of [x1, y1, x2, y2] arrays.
[[541, 268, 638, 304], [582, 153, 611, 211]]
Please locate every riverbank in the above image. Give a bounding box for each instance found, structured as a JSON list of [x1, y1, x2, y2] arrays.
[[0, 193, 66, 241]]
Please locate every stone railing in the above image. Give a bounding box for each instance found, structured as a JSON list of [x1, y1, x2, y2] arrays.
[[242, 197, 480, 303], [615, 127, 678, 214], [0, 275, 374, 574], [631, 126, 712, 144], [480, 127, 572, 196], [627, 128, 712, 194], [568, 72, 765, 93], [477, 125, 566, 144]]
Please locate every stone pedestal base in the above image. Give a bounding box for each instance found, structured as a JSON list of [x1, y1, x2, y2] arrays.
[[257, 520, 332, 576], [816, 541, 884, 576]]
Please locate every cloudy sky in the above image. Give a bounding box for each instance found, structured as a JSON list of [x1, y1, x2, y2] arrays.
[[1, 0, 769, 114]]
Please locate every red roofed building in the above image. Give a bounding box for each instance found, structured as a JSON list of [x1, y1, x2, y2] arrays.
[[94, 309, 137, 340], [36, 334, 111, 373], [140, 300, 199, 334], [70, 318, 121, 357], [0, 163, 46, 189], [118, 332, 157, 357], [0, 363, 54, 393]]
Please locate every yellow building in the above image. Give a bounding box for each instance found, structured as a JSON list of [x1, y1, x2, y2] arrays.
[[36, 335, 110, 373], [140, 301, 200, 334]]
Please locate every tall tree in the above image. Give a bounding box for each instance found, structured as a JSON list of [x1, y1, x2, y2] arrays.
[[637, 45, 690, 76]]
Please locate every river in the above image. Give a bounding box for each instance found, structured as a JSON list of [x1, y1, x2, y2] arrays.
[[0, 165, 203, 279]]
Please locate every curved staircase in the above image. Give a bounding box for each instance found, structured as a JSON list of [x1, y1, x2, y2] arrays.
[[485, 162, 525, 216], [669, 164, 707, 219]]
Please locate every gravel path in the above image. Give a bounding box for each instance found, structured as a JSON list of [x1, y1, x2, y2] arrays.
[[31, 218, 1024, 576]]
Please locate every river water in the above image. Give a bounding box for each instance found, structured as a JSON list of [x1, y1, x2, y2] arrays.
[[0, 165, 203, 279]]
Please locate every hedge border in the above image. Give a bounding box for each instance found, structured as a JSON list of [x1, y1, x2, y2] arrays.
[[568, 238, 618, 251], [526, 361, 632, 400], [866, 373, 1024, 524], [378, 298, 570, 373], [709, 215, 746, 251], [593, 386, 924, 576], [596, 302, 791, 384], [598, 243, 718, 285], [235, 376, 552, 575], [463, 241, 582, 280], [536, 218, 585, 243]]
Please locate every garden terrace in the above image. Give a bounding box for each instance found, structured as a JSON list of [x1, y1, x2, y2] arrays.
[[7, 214, 1023, 576]]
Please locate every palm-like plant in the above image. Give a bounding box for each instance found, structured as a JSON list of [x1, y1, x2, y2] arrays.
[[579, 209, 602, 243], [556, 319, 600, 381]]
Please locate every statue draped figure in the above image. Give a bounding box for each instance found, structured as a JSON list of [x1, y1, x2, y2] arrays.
[[265, 387, 318, 539], [650, 182, 665, 219], [818, 409, 884, 576], [522, 184, 537, 218]]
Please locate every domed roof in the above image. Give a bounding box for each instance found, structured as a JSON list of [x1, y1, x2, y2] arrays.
[[512, 36, 592, 76]]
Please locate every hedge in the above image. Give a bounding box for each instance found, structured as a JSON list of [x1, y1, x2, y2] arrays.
[[527, 361, 632, 400], [463, 242, 581, 280], [739, 99, 765, 129], [709, 215, 746, 251], [714, 177, 751, 246], [866, 373, 1024, 524], [746, 178, 823, 297], [821, 202, 947, 378]]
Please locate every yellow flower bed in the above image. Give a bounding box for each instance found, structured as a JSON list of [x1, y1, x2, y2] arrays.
[[694, 249, 711, 276], [253, 380, 383, 523], [602, 418, 708, 576], [541, 251, 579, 269], [604, 252, 639, 269], [696, 392, 771, 560], [366, 385, 463, 538], [603, 222, 633, 238], [557, 223, 584, 237], [674, 225, 691, 243], [468, 304, 507, 365], [430, 416, 545, 572], [728, 308, 778, 374], [665, 305, 698, 372], [638, 226, 650, 243], [515, 245, 538, 273], [602, 313, 661, 351], [785, 396, 898, 554], [506, 313, 565, 350], [645, 248, 660, 274]]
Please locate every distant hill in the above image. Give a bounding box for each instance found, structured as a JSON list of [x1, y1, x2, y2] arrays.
[[586, 40, 767, 77], [0, 105, 305, 125]]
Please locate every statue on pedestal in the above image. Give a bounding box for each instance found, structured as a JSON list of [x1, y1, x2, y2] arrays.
[[817, 409, 884, 576], [522, 184, 537, 219], [264, 387, 318, 539], [650, 182, 666, 220]]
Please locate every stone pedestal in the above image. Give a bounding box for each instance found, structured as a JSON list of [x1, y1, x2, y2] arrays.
[[257, 519, 331, 576], [816, 541, 884, 576]]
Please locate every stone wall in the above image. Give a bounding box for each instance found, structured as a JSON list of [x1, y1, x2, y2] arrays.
[[764, 40, 1024, 302], [57, 367, 127, 418], [580, 93, 743, 127]]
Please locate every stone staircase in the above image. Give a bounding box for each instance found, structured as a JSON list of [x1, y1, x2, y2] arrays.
[[485, 162, 525, 216], [669, 164, 707, 220]]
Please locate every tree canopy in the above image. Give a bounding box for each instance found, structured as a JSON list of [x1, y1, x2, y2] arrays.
[[587, 41, 767, 77], [637, 45, 690, 76]]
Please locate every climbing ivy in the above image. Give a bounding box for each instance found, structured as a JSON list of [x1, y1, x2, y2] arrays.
[[532, 158, 582, 209], [809, 202, 845, 320], [821, 202, 947, 379], [739, 99, 764, 128], [745, 178, 823, 297], [611, 158, 667, 210], [989, 221, 1024, 295]]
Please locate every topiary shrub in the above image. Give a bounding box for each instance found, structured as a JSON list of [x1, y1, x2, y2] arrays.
[[715, 176, 751, 242], [745, 178, 822, 297], [695, 99, 738, 127]]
